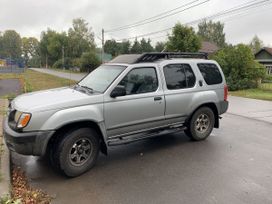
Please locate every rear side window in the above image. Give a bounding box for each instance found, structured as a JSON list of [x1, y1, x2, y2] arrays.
[[163, 64, 196, 90], [197, 63, 223, 85]]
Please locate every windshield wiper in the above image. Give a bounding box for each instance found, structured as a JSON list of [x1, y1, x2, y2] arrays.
[[74, 84, 94, 93]]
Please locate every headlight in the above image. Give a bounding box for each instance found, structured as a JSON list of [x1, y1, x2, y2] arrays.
[[14, 111, 22, 123], [16, 112, 32, 128]]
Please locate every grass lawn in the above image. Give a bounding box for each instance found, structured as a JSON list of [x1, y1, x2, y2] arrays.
[[230, 83, 272, 101], [0, 69, 76, 98]]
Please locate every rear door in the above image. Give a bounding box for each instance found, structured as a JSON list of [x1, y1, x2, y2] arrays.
[[162, 63, 197, 124]]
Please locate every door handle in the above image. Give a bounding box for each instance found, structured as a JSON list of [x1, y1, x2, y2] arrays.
[[154, 96, 162, 101]]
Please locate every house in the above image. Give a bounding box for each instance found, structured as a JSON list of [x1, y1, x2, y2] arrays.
[[255, 47, 272, 75], [199, 41, 219, 55]]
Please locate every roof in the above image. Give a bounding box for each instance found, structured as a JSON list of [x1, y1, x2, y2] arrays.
[[255, 47, 272, 56], [199, 41, 219, 54], [109, 52, 208, 64]]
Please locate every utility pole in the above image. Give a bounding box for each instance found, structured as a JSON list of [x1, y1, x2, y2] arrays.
[[62, 45, 65, 70], [102, 28, 105, 63]]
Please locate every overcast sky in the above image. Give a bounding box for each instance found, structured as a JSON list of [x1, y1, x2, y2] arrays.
[[0, 0, 272, 47]]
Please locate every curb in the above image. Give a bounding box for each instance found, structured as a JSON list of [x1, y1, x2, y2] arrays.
[[0, 99, 10, 198], [0, 139, 11, 197]]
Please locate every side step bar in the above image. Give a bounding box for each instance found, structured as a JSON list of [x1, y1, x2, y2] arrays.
[[108, 126, 186, 146]]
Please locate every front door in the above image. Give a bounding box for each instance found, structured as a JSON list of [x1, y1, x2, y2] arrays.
[[104, 66, 165, 138]]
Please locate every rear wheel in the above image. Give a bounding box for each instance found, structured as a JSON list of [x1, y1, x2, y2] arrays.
[[185, 107, 215, 141], [51, 128, 100, 177]]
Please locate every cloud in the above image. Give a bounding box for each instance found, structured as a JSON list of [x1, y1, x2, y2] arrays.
[[0, 0, 271, 46]]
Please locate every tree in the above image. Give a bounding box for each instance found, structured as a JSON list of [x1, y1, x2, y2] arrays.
[[212, 44, 266, 90], [40, 29, 68, 67], [22, 37, 40, 67], [166, 23, 201, 52], [1, 30, 22, 59], [104, 39, 119, 56], [119, 40, 130, 54], [249, 35, 264, 54], [155, 42, 166, 52], [197, 20, 226, 48], [140, 38, 154, 52], [67, 18, 95, 58], [130, 39, 142, 54], [80, 51, 100, 72]]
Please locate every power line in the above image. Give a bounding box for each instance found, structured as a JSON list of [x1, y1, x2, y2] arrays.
[[149, 1, 272, 41], [105, 0, 210, 33], [116, 0, 271, 41]]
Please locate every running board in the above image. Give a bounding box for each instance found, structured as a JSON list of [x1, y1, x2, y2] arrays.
[[108, 126, 186, 146]]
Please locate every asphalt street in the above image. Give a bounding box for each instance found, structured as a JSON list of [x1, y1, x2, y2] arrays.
[[11, 112, 272, 204], [29, 68, 87, 81]]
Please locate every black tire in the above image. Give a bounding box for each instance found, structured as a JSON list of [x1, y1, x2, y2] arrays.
[[51, 128, 100, 177], [185, 107, 215, 141]]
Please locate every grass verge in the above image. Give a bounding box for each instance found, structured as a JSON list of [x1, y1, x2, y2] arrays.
[[0, 69, 76, 99], [230, 83, 272, 101]]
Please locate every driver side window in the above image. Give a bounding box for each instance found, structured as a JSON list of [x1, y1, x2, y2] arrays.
[[118, 67, 158, 95]]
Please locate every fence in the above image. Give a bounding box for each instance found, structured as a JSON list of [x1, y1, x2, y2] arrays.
[[0, 67, 25, 73]]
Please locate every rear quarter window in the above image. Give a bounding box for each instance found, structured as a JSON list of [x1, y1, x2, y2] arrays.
[[197, 63, 223, 85]]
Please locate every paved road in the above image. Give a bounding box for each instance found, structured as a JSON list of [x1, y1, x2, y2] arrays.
[[29, 68, 87, 81], [228, 96, 272, 123], [0, 79, 22, 97], [11, 111, 272, 203]]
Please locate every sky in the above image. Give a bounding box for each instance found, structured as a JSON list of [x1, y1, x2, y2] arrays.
[[0, 0, 272, 47]]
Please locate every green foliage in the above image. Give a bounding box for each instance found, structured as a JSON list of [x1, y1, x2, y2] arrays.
[[52, 57, 72, 69], [22, 37, 40, 67], [249, 35, 264, 54], [140, 38, 153, 52], [166, 23, 201, 52], [67, 18, 95, 58], [0, 194, 21, 204], [212, 44, 266, 90], [155, 42, 166, 52], [0, 30, 22, 59], [104, 39, 119, 56], [80, 51, 100, 72], [197, 20, 226, 48], [130, 39, 142, 54], [119, 40, 130, 54]]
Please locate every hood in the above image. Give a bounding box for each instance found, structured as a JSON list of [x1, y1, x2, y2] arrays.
[[12, 87, 103, 112]]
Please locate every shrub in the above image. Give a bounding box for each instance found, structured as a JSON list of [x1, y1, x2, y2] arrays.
[[212, 44, 266, 91], [52, 57, 72, 69], [80, 51, 100, 72]]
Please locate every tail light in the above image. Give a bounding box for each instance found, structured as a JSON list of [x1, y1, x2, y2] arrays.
[[224, 85, 228, 101]]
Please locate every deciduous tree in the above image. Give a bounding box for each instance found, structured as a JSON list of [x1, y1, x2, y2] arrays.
[[166, 23, 201, 52], [197, 20, 226, 48]]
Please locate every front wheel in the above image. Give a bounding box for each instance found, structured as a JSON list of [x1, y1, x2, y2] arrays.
[[185, 107, 215, 141], [52, 128, 100, 177]]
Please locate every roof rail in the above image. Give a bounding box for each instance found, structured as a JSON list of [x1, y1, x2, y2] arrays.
[[135, 52, 208, 63], [109, 52, 208, 64]]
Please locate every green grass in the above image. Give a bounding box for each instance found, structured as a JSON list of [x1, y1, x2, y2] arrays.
[[230, 83, 272, 101], [50, 68, 81, 73], [0, 69, 76, 99]]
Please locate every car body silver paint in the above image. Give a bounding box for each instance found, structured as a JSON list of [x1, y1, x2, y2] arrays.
[[8, 59, 228, 152]]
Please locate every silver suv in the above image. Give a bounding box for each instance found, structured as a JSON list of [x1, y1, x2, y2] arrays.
[[4, 52, 229, 177]]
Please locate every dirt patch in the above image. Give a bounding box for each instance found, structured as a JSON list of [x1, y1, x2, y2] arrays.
[[0, 79, 22, 97]]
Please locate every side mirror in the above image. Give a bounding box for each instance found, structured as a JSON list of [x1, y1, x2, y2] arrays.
[[110, 85, 126, 98]]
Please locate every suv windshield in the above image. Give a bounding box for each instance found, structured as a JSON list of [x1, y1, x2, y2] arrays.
[[78, 65, 126, 92]]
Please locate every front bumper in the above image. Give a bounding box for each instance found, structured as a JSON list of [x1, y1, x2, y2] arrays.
[[3, 117, 55, 156]]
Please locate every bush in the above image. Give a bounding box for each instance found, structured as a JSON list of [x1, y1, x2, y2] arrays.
[[52, 57, 72, 69], [80, 51, 100, 72], [212, 44, 266, 91]]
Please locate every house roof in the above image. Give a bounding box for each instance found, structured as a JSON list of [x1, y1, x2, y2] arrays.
[[199, 41, 219, 54], [255, 47, 272, 56]]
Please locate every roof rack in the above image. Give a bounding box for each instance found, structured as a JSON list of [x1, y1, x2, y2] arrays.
[[109, 52, 208, 64]]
